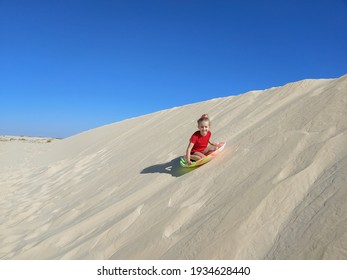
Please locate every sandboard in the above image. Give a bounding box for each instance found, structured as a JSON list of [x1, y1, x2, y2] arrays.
[[180, 142, 226, 168]]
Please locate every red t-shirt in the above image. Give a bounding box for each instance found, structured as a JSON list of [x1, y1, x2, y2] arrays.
[[190, 131, 211, 153]]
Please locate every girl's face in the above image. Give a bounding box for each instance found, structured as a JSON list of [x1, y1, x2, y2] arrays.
[[198, 120, 210, 136]]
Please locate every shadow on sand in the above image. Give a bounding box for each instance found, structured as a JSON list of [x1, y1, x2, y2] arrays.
[[141, 157, 196, 177]]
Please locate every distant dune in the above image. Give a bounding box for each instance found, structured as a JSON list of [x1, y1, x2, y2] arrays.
[[1, 75, 346, 259]]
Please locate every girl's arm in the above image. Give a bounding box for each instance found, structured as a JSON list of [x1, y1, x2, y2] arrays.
[[186, 142, 194, 164], [209, 140, 220, 147]]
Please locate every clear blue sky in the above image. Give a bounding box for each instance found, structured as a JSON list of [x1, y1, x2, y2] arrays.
[[1, 0, 346, 138]]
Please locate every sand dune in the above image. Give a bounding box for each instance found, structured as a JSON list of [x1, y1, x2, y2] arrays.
[[1, 75, 346, 259]]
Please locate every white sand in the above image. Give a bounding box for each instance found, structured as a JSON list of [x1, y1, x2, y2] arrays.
[[1, 75, 346, 260]]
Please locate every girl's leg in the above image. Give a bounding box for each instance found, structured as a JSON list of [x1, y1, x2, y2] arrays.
[[190, 151, 205, 161], [203, 146, 217, 155]]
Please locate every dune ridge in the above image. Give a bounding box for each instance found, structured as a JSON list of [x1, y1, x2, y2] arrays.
[[0, 75, 346, 259]]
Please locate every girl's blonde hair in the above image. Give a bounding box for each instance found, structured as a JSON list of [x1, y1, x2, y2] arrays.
[[197, 114, 210, 125]]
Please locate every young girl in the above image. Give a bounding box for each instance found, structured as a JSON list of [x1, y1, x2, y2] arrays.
[[185, 114, 221, 165]]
